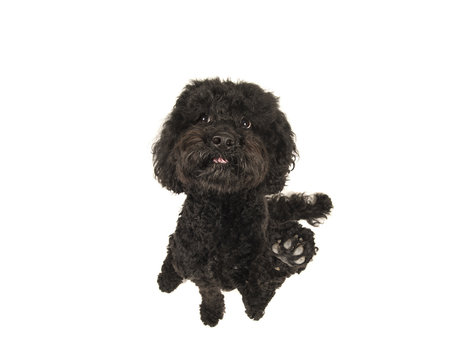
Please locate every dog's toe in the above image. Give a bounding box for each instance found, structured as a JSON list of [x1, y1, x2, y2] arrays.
[[270, 228, 316, 268], [200, 302, 224, 327]]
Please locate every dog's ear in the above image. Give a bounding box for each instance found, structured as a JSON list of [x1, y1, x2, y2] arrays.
[[153, 80, 211, 193], [152, 113, 184, 194], [262, 110, 298, 194]]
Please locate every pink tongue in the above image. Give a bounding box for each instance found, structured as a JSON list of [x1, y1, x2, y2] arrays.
[[213, 157, 228, 164]]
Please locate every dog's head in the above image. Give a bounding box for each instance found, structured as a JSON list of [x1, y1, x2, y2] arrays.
[[153, 78, 297, 194]]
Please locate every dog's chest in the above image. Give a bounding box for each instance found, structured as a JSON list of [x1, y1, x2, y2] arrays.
[[173, 197, 266, 279], [190, 203, 250, 250]]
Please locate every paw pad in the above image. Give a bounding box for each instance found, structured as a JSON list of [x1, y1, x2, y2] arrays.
[[271, 234, 307, 267], [305, 194, 317, 205]]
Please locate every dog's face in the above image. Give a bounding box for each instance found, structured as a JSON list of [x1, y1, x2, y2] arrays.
[[153, 79, 297, 194]]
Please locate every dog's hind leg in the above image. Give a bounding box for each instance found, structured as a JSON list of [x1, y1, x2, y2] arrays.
[[238, 281, 281, 321], [269, 221, 317, 272], [238, 253, 286, 321], [195, 282, 225, 327], [238, 222, 318, 320], [157, 245, 183, 293]]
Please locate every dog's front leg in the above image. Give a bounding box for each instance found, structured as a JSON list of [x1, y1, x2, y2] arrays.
[[195, 282, 225, 327], [268, 192, 333, 226], [157, 243, 183, 293]]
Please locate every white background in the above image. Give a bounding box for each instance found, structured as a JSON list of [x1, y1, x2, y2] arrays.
[[1, 0, 449, 359]]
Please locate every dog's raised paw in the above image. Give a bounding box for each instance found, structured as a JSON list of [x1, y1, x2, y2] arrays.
[[271, 234, 308, 267]]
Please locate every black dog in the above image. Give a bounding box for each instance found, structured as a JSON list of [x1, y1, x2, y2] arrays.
[[153, 78, 332, 326]]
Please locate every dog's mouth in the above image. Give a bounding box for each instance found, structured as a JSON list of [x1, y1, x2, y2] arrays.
[[212, 156, 228, 164], [196, 153, 235, 173], [178, 146, 268, 193]]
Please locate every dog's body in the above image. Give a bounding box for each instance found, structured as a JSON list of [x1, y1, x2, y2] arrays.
[[153, 79, 332, 326]]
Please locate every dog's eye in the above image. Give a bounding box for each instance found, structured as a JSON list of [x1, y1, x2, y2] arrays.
[[199, 113, 211, 123], [241, 119, 252, 129]]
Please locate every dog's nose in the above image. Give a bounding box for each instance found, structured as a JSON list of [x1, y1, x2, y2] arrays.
[[211, 132, 236, 149]]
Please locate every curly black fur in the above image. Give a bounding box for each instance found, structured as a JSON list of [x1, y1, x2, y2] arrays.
[[153, 78, 332, 326]]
